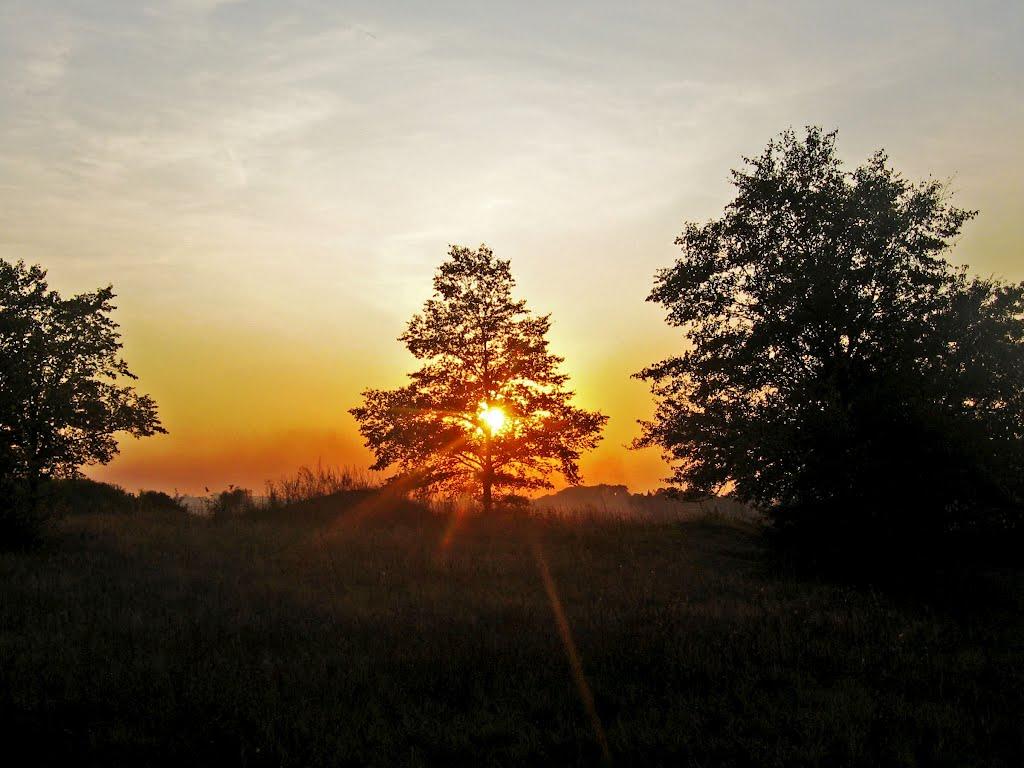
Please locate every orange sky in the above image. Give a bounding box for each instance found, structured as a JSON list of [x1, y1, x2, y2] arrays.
[[2, 1, 1021, 495], [86, 283, 679, 495]]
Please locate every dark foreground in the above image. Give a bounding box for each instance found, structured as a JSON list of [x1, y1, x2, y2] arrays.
[[1, 498, 1021, 767]]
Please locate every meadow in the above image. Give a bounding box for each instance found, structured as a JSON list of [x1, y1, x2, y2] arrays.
[[1, 492, 1021, 767]]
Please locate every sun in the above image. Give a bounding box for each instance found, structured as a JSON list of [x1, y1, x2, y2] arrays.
[[478, 404, 507, 434]]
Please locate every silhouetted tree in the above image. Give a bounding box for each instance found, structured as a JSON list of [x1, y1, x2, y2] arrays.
[[351, 245, 607, 511], [0, 259, 164, 545], [635, 128, 1024, 561]]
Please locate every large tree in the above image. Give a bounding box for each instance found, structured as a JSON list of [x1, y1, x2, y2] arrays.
[[0, 259, 165, 519], [351, 245, 607, 510], [635, 128, 1024, 555]]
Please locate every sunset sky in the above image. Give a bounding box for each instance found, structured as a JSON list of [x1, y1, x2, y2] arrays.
[[1, 0, 1021, 495]]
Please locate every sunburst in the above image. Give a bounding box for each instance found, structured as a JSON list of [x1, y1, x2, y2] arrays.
[[478, 403, 507, 434]]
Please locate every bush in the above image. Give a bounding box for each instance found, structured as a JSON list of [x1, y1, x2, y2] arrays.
[[2, 478, 143, 549], [137, 490, 187, 514], [207, 486, 256, 520], [44, 478, 137, 516]]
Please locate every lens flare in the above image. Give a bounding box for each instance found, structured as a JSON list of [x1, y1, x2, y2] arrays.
[[479, 404, 507, 434]]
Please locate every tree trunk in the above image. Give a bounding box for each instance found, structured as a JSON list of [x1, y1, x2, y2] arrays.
[[482, 475, 493, 513], [482, 432, 493, 513]]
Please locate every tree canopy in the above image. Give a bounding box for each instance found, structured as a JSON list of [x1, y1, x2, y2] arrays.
[[0, 259, 165, 490], [351, 245, 607, 509], [635, 128, 1024, 556]]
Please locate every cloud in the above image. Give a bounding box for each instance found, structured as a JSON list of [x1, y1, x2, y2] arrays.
[[2, 0, 1022, 494], [0, 3, 75, 96], [18, 39, 72, 93]]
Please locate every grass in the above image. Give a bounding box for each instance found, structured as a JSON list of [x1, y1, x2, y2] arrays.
[[1, 494, 1021, 767]]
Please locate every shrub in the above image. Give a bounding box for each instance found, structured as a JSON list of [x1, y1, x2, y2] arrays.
[[207, 486, 256, 520], [137, 490, 187, 514]]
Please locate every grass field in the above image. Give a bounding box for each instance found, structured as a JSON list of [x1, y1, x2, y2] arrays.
[[1, 494, 1021, 767]]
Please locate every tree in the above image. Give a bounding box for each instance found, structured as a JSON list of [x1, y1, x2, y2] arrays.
[[635, 127, 1024, 559], [351, 245, 607, 510], [0, 259, 165, 543]]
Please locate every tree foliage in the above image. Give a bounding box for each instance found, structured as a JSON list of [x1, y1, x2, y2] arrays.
[[0, 259, 165, 493], [635, 128, 1024, 555], [351, 245, 607, 509]]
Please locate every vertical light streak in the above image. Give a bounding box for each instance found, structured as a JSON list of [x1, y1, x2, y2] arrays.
[[531, 535, 612, 764]]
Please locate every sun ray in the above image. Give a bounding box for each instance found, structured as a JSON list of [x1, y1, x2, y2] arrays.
[[530, 535, 611, 763]]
